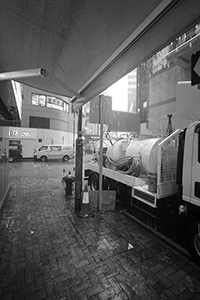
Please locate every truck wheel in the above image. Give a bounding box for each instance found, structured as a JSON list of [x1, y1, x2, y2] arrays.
[[9, 156, 14, 163], [40, 156, 47, 162], [185, 221, 200, 266], [89, 173, 99, 191], [63, 155, 69, 162]]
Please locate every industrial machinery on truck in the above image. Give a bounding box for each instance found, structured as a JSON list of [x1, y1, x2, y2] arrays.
[[85, 120, 200, 265]]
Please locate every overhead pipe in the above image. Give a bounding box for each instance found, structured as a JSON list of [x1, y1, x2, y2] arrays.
[[0, 68, 45, 81]]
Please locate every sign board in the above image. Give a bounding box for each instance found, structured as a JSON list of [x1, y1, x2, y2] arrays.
[[107, 111, 140, 132], [21, 130, 31, 137], [191, 50, 200, 86], [8, 127, 36, 139], [9, 129, 18, 137], [89, 95, 112, 124], [46, 96, 64, 111], [89, 95, 140, 132]]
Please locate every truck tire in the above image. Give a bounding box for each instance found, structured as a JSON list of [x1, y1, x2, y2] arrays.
[[89, 173, 99, 191], [40, 156, 47, 162], [185, 221, 200, 266]]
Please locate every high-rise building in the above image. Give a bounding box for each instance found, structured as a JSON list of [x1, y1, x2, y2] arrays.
[[127, 70, 137, 113]]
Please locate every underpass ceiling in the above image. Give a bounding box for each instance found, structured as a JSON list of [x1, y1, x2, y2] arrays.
[[0, 0, 200, 105]]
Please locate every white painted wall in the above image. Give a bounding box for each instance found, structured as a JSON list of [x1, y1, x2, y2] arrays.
[[0, 127, 77, 158]]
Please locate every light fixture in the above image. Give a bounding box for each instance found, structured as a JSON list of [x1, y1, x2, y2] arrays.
[[0, 68, 46, 81]]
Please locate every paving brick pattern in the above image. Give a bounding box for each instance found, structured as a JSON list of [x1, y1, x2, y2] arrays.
[[0, 161, 200, 299]]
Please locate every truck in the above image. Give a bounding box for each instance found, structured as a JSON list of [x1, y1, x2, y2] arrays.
[[84, 83, 200, 266]]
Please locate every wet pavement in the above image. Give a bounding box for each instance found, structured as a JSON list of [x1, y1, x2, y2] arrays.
[[0, 160, 200, 299]]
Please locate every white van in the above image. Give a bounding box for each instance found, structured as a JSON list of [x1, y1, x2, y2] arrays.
[[33, 145, 74, 162]]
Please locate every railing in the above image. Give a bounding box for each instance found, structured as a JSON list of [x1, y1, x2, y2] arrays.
[[157, 129, 181, 199]]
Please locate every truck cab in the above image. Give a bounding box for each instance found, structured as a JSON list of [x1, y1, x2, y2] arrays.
[[182, 121, 200, 206], [178, 121, 200, 265]]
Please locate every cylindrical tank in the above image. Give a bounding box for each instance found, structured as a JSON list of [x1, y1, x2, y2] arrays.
[[94, 140, 110, 152], [106, 140, 130, 160], [125, 138, 162, 174]]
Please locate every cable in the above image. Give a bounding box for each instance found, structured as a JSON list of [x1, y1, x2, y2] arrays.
[[103, 154, 141, 177]]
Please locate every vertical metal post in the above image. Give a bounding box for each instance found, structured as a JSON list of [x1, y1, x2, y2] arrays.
[[73, 106, 76, 153], [98, 95, 103, 211], [75, 107, 83, 211]]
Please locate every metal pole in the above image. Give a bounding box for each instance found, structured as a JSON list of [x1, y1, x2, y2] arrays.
[[75, 107, 83, 211], [73, 107, 76, 153], [98, 95, 103, 211]]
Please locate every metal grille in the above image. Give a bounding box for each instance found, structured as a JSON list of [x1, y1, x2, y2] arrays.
[[160, 137, 179, 183], [134, 189, 156, 206]]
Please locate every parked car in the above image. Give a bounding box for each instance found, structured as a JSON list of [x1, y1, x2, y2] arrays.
[[33, 145, 74, 162]]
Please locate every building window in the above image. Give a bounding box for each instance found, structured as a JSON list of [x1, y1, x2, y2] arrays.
[[38, 138, 42, 143], [38, 146, 48, 151], [50, 145, 61, 151], [29, 116, 50, 129]]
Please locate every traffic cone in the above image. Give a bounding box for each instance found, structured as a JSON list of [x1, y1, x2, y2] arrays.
[[79, 184, 94, 218]]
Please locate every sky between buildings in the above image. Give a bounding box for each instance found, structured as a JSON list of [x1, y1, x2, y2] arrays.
[[105, 69, 136, 112], [106, 75, 128, 111]]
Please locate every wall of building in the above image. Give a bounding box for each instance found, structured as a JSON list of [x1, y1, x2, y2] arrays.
[[137, 25, 200, 136], [0, 127, 9, 210], [15, 85, 78, 156], [148, 65, 190, 136], [0, 126, 77, 158], [21, 86, 75, 133], [0, 80, 20, 209], [0, 85, 78, 159]]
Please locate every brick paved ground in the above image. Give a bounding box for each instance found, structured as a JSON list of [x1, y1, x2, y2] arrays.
[[0, 160, 200, 299]]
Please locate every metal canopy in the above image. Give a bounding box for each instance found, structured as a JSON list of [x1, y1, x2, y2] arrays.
[[1, 0, 200, 105]]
